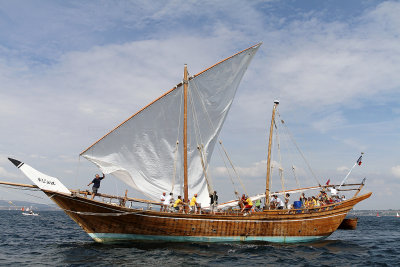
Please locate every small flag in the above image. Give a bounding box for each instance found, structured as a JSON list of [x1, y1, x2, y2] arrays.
[[325, 179, 330, 185], [357, 155, 362, 166]]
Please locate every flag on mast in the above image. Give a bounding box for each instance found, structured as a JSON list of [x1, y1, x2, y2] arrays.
[[357, 155, 363, 166]]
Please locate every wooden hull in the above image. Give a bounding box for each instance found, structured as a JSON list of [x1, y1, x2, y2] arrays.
[[45, 191, 371, 243], [338, 218, 358, 230]]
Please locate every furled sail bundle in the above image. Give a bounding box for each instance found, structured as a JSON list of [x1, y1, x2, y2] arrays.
[[80, 44, 261, 205]]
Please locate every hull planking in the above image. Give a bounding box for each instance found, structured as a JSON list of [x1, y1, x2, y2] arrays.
[[45, 191, 371, 243]]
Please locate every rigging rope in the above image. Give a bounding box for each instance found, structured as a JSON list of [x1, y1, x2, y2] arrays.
[[0, 185, 56, 208], [276, 117, 302, 189], [190, 78, 247, 197], [171, 141, 179, 193], [74, 155, 81, 188], [188, 82, 214, 193], [292, 165, 301, 188], [219, 141, 248, 196], [197, 145, 213, 194], [274, 117, 285, 193], [215, 142, 240, 198], [277, 111, 321, 186], [172, 85, 184, 193]]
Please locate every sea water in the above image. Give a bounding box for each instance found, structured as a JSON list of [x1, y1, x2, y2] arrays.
[[0, 210, 399, 266]]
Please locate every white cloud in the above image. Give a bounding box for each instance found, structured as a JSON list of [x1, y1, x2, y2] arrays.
[[213, 160, 267, 178], [312, 112, 346, 133], [235, 2, 400, 125], [0, 166, 19, 179], [337, 166, 349, 173], [391, 165, 400, 178]]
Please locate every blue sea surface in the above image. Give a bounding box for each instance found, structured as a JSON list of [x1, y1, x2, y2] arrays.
[[0, 210, 399, 266]]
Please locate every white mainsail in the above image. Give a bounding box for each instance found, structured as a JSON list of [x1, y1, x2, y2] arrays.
[[80, 43, 261, 205]]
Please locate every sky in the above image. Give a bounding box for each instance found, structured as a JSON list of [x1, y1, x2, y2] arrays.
[[1, 0, 399, 210]]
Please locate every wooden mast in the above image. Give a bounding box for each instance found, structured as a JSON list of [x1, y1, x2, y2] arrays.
[[265, 100, 279, 209], [183, 64, 189, 203]]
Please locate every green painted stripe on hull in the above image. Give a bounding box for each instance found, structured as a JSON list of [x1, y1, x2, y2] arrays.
[[88, 233, 328, 244]]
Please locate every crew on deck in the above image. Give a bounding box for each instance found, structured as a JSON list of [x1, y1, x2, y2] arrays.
[[241, 195, 253, 212], [160, 192, 166, 211], [87, 173, 105, 200], [271, 194, 284, 209], [174, 195, 184, 212], [190, 194, 200, 214]]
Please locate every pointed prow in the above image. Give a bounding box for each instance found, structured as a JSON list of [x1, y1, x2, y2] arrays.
[[7, 157, 71, 195], [8, 157, 24, 168]]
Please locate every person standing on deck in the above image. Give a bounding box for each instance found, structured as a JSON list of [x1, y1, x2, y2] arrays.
[[284, 193, 290, 209], [160, 192, 166, 211], [163, 193, 173, 212], [190, 194, 199, 214], [255, 199, 262, 211], [330, 186, 338, 196], [87, 173, 105, 200], [300, 193, 306, 207], [210, 191, 218, 213]]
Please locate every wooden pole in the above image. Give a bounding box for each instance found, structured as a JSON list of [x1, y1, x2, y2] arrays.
[[265, 101, 279, 209], [0, 181, 38, 189], [353, 180, 366, 197], [183, 64, 189, 204]]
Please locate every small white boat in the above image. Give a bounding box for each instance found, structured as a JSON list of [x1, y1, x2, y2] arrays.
[[22, 210, 39, 216], [396, 212, 399, 217]]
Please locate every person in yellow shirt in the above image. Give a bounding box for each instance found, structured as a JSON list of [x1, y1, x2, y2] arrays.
[[173, 195, 183, 212], [305, 197, 311, 208], [189, 194, 199, 214], [312, 196, 317, 208]]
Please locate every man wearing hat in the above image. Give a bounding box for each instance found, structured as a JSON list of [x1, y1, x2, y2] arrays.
[[160, 192, 166, 211]]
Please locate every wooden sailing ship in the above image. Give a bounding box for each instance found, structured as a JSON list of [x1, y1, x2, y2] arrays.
[[2, 43, 371, 243]]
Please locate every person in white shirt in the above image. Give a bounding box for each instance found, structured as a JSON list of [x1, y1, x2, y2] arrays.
[[271, 195, 284, 209], [284, 193, 290, 209], [163, 193, 173, 212], [276, 196, 284, 209], [160, 192, 166, 211], [331, 186, 338, 196]]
